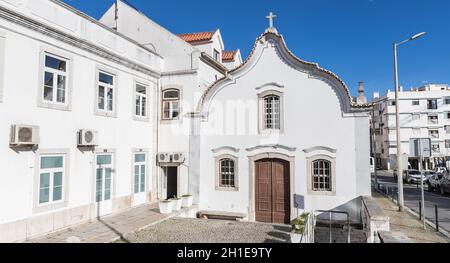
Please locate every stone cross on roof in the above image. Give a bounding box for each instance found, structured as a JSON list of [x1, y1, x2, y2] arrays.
[[266, 12, 277, 29]]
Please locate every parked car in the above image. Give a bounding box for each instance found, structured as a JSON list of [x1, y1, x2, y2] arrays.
[[428, 173, 445, 192], [394, 169, 426, 184], [435, 167, 447, 174], [406, 170, 428, 184], [438, 174, 450, 195], [423, 171, 437, 181]]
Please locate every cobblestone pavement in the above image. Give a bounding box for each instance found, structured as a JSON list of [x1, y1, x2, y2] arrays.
[[372, 190, 449, 243], [124, 218, 291, 243]]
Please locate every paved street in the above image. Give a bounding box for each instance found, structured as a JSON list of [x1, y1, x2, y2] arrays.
[[373, 171, 450, 235]]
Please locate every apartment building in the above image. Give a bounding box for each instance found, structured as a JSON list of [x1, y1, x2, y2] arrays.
[[372, 84, 450, 170]]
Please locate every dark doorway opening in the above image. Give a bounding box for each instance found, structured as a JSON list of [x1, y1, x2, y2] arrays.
[[166, 166, 178, 199]]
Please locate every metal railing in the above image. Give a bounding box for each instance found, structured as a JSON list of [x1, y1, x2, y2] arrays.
[[375, 181, 444, 234], [299, 212, 316, 243], [314, 210, 351, 243]]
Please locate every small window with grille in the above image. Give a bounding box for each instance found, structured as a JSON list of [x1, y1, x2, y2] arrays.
[[263, 95, 280, 130], [312, 159, 332, 192], [219, 158, 235, 188]]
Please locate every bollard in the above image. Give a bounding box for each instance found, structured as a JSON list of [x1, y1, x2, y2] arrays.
[[419, 201, 422, 220], [435, 205, 439, 232]]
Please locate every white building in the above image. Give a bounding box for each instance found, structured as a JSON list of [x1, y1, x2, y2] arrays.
[[0, 0, 372, 242], [372, 84, 450, 170]]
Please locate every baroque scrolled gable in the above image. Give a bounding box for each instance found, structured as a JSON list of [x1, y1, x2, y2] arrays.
[[197, 30, 371, 115]]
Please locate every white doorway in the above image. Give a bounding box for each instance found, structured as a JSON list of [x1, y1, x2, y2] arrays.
[[133, 153, 147, 206], [95, 154, 113, 217]]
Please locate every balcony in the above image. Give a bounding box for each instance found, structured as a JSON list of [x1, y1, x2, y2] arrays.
[[428, 117, 439, 125]]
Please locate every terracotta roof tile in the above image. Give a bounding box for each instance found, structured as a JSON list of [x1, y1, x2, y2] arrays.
[[178, 31, 214, 43], [222, 50, 237, 62]]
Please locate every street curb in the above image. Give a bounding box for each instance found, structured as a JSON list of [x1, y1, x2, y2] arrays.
[[374, 187, 450, 241]]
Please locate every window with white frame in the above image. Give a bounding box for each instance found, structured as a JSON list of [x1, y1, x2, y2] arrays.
[[135, 83, 148, 118], [162, 89, 180, 120], [412, 100, 420, 106], [134, 153, 146, 194], [428, 114, 438, 124], [97, 71, 115, 113], [43, 54, 68, 104], [263, 95, 281, 130], [445, 140, 450, 149], [445, 126, 450, 134], [213, 49, 220, 62], [432, 143, 440, 153], [429, 129, 439, 139], [312, 159, 332, 192], [445, 97, 450, 105], [219, 158, 235, 188], [215, 154, 238, 191], [38, 155, 65, 205], [428, 99, 438, 110]]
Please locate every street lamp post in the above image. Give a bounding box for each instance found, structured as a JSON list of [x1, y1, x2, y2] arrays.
[[393, 32, 427, 212]]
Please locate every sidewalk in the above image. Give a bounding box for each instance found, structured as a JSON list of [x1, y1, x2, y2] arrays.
[[372, 191, 449, 243], [26, 203, 194, 243]]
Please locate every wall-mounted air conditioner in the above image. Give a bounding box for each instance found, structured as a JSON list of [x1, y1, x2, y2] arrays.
[[78, 129, 98, 147], [171, 152, 185, 163], [10, 125, 40, 146], [158, 153, 171, 163]]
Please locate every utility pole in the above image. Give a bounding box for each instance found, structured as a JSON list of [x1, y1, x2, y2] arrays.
[[393, 42, 405, 211], [392, 32, 427, 212]]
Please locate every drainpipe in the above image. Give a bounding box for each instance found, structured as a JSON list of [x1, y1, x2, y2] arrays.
[[155, 78, 161, 201]]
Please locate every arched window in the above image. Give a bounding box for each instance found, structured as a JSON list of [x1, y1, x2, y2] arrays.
[[312, 159, 332, 191], [162, 89, 180, 120], [219, 158, 235, 188], [263, 94, 280, 130]]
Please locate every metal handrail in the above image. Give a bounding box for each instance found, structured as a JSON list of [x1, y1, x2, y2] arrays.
[[299, 212, 316, 243], [314, 210, 351, 243]]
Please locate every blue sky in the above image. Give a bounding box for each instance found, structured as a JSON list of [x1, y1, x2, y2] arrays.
[[62, 0, 450, 100]]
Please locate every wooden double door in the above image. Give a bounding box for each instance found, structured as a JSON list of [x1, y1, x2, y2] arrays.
[[255, 159, 291, 224]]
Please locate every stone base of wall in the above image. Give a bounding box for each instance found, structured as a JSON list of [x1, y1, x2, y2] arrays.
[[0, 192, 155, 243]]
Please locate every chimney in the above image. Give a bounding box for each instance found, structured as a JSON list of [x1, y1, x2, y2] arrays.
[[113, 0, 119, 31], [357, 81, 367, 104]]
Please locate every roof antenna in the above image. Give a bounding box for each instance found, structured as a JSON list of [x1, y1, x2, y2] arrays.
[[113, 0, 119, 31]]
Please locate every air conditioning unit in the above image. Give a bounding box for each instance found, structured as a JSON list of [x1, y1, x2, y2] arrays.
[[171, 152, 185, 163], [10, 125, 40, 146], [78, 129, 98, 146], [158, 153, 171, 163]]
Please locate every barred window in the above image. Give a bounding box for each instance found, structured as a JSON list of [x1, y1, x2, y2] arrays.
[[312, 159, 332, 191], [263, 95, 280, 130], [219, 158, 235, 188]]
